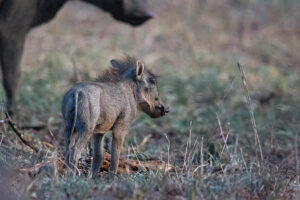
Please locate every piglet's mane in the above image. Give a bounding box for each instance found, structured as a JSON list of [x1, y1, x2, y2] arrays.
[[96, 56, 157, 83]]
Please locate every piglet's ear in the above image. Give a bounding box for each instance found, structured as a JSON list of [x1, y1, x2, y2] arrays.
[[136, 60, 144, 80], [111, 59, 121, 68]]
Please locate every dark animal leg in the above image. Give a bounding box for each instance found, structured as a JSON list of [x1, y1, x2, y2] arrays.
[[64, 124, 75, 168], [69, 129, 93, 174], [0, 35, 26, 114], [91, 134, 105, 178]]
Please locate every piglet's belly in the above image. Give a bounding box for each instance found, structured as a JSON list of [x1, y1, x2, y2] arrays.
[[94, 122, 114, 134]]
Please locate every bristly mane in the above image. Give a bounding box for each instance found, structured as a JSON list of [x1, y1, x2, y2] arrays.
[[96, 56, 156, 82]]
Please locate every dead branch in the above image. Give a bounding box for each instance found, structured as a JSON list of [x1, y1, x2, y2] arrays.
[[20, 124, 47, 131], [5, 113, 39, 153], [20, 121, 61, 131]]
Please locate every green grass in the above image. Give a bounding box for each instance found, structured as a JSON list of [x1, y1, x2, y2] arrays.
[[2, 49, 296, 199], [0, 0, 300, 199]]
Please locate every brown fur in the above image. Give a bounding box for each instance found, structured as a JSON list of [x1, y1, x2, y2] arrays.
[[96, 56, 157, 83], [61, 57, 169, 178]]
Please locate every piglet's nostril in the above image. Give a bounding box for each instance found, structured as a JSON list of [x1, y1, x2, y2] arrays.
[[155, 105, 163, 110], [165, 106, 170, 113]]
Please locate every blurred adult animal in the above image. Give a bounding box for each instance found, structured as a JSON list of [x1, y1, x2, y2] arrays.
[[0, 0, 152, 113]]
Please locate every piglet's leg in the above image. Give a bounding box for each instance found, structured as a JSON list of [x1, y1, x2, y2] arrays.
[[91, 134, 105, 178], [109, 126, 128, 178], [69, 129, 93, 174]]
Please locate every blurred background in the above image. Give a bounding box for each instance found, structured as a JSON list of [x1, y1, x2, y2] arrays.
[[1, 0, 300, 199]]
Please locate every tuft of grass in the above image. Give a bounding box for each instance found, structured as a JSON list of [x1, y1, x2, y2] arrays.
[[0, 0, 299, 199]]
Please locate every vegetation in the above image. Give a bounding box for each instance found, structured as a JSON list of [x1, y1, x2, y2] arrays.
[[0, 0, 299, 199]]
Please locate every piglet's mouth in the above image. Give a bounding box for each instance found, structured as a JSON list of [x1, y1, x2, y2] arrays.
[[140, 102, 151, 111], [155, 105, 169, 116], [140, 102, 169, 118]]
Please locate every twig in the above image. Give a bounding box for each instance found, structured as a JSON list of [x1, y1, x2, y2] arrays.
[[295, 131, 299, 200], [237, 61, 263, 162], [216, 113, 229, 155], [130, 144, 147, 172], [5, 113, 39, 153], [216, 113, 237, 167], [0, 132, 3, 146], [48, 119, 60, 147], [193, 163, 209, 174], [20, 124, 47, 131], [182, 139, 189, 174], [200, 136, 204, 176], [187, 137, 198, 177], [234, 134, 239, 162], [240, 147, 249, 174], [209, 154, 213, 175], [182, 121, 193, 174], [70, 161, 81, 177], [182, 131, 190, 174], [138, 134, 152, 150], [187, 121, 193, 166], [221, 131, 229, 154], [164, 133, 171, 175], [48, 129, 56, 143], [0, 101, 7, 134], [20, 121, 61, 130]]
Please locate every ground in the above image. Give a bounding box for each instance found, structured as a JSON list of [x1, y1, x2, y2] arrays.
[[0, 0, 300, 199]]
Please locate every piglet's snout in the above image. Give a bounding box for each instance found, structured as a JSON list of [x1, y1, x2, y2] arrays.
[[156, 104, 170, 116]]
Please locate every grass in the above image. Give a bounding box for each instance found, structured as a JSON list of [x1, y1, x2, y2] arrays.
[[0, 0, 300, 199]]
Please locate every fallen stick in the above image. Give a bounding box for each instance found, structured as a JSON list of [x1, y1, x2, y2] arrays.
[[20, 121, 61, 130], [5, 113, 39, 153], [20, 124, 47, 131]]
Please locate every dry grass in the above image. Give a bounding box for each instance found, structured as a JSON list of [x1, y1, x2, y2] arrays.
[[0, 0, 300, 199]]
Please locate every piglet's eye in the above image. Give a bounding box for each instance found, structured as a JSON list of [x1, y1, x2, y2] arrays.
[[148, 78, 155, 84]]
